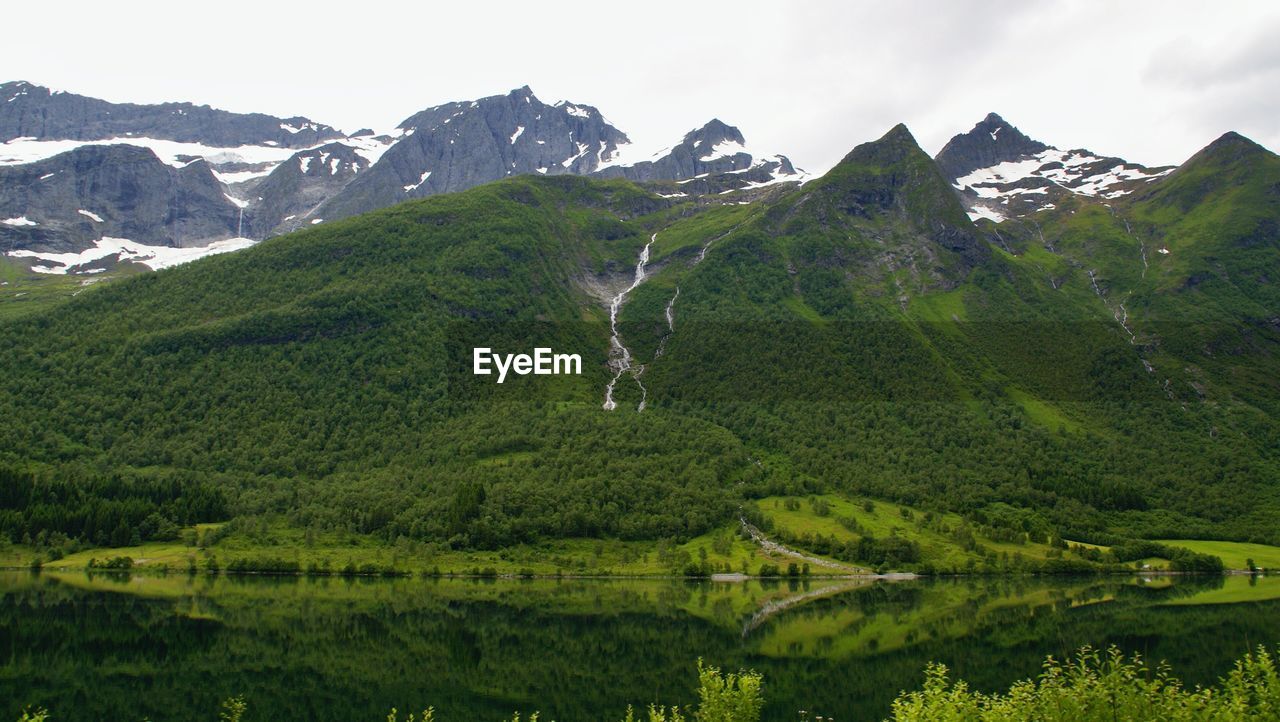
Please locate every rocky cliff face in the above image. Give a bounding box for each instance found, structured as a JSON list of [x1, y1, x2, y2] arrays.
[[311, 87, 630, 222], [248, 142, 374, 236], [0, 81, 343, 148], [934, 112, 1049, 181], [0, 144, 240, 255]]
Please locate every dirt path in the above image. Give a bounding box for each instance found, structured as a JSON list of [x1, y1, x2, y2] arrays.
[[739, 517, 870, 574]]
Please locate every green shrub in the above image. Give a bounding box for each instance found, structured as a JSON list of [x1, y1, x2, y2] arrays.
[[889, 645, 1280, 721]]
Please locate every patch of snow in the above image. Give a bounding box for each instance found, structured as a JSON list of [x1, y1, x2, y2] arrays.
[[403, 170, 432, 193], [966, 205, 1006, 223], [38, 172, 55, 180], [1158, 247, 1170, 255], [955, 148, 1175, 206], [698, 139, 747, 162], [2, 216, 37, 227], [8, 236, 258, 273], [310, 219, 324, 225], [0, 137, 305, 169], [223, 193, 249, 209], [594, 139, 672, 172], [561, 142, 591, 168], [338, 135, 394, 166], [510, 126, 525, 144], [279, 122, 318, 135], [299, 156, 313, 173], [212, 167, 275, 185], [558, 102, 591, 118], [77, 209, 104, 222]]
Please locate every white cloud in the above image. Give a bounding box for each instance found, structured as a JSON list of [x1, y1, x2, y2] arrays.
[[1, 0, 1275, 176]]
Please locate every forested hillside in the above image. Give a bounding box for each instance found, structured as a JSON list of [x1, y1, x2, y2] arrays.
[[1, 124, 1277, 554]]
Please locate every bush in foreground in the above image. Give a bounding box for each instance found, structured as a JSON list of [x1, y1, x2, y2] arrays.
[[890, 646, 1279, 721]]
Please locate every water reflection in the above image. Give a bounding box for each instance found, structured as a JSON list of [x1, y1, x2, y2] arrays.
[[0, 572, 1276, 722]]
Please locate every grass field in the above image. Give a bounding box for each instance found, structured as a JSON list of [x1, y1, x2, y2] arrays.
[[1158, 539, 1280, 571], [753, 493, 1088, 572]]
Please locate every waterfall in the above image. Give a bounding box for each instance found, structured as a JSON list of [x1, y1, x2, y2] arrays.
[[603, 233, 657, 411]]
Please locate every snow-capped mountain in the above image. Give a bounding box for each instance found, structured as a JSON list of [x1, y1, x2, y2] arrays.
[[308, 86, 633, 225], [0, 144, 244, 253], [936, 113, 1174, 223], [0, 81, 801, 274], [593, 118, 805, 194]]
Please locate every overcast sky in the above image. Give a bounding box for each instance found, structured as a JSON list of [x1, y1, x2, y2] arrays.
[[4, 1, 1276, 174]]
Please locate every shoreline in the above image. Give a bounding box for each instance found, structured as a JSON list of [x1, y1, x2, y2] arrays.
[[4, 565, 1266, 580]]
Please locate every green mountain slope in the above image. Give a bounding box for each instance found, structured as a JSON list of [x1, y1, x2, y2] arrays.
[[1, 126, 1277, 556]]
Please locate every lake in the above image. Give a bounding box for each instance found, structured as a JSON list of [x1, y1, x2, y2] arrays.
[[2, 572, 1278, 721]]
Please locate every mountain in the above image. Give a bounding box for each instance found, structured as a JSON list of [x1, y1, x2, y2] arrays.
[[593, 118, 803, 191], [308, 86, 630, 223], [1, 121, 1276, 556], [308, 91, 803, 227], [247, 141, 374, 236], [0, 83, 805, 266], [935, 112, 1050, 180], [0, 80, 343, 147], [936, 112, 1175, 222], [0, 144, 243, 261]]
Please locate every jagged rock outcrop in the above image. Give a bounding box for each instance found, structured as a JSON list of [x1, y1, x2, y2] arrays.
[[313, 87, 630, 222], [248, 142, 373, 235]]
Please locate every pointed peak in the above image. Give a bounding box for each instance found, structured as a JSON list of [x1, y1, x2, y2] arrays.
[[682, 119, 746, 148], [1177, 130, 1275, 172], [882, 123, 917, 144], [1204, 130, 1266, 153], [935, 114, 1049, 181], [833, 123, 928, 170]]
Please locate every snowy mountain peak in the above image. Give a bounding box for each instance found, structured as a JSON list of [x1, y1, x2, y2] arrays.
[[938, 114, 1174, 223]]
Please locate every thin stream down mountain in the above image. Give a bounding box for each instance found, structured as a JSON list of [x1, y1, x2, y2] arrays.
[[603, 233, 658, 411]]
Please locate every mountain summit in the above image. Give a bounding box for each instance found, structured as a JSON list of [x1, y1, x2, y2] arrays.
[[594, 117, 800, 187], [310, 86, 631, 223], [936, 112, 1174, 223], [934, 112, 1049, 181]]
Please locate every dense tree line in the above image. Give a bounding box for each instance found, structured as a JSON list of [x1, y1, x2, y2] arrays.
[[0, 463, 225, 547]]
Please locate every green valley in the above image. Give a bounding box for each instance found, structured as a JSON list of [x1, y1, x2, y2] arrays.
[[1, 124, 1278, 578]]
